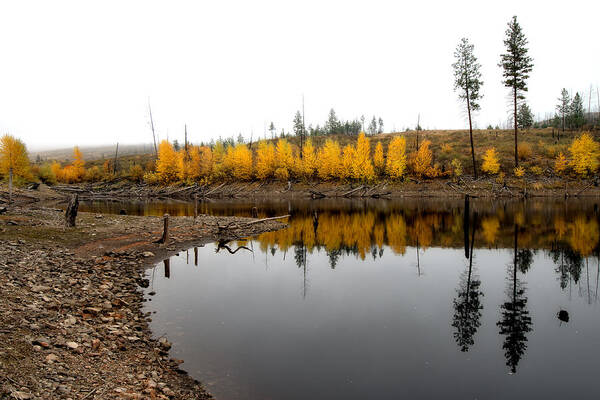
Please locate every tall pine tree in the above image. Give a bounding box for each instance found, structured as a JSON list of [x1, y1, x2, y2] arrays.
[[453, 37, 483, 178], [556, 88, 570, 132], [499, 16, 534, 168]]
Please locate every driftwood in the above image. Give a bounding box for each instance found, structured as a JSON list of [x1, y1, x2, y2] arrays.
[[65, 194, 79, 227], [241, 214, 290, 226], [309, 189, 326, 199], [342, 185, 366, 198]]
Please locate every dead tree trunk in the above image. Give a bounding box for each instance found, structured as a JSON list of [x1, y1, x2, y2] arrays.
[[154, 213, 169, 244], [65, 194, 79, 227]]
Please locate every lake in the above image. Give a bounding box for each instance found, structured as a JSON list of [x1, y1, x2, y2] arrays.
[[85, 198, 600, 399]]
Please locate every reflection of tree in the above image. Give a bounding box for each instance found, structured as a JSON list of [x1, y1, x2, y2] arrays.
[[328, 249, 341, 269], [497, 225, 532, 373], [452, 213, 483, 352], [550, 246, 583, 290]]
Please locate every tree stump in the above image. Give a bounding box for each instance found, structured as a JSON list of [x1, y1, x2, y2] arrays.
[[154, 213, 169, 244], [65, 194, 79, 227]]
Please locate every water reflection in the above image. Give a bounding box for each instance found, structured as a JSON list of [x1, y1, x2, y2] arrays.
[[141, 198, 600, 400]]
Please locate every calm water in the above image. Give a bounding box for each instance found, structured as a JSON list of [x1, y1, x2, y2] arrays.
[[134, 199, 600, 400]]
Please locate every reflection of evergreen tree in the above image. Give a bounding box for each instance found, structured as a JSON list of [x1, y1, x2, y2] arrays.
[[328, 249, 341, 269], [452, 211, 483, 352], [550, 246, 584, 289], [497, 225, 533, 373], [294, 243, 307, 269], [516, 249, 533, 273], [452, 272, 483, 351]]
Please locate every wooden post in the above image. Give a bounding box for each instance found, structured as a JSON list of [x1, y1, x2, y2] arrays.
[[65, 194, 79, 227], [159, 213, 169, 244], [252, 207, 258, 218], [194, 247, 198, 266]]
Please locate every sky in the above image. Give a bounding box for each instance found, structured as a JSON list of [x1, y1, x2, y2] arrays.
[[0, 0, 598, 151]]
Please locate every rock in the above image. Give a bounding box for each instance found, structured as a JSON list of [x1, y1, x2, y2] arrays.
[[142, 252, 155, 258], [32, 338, 51, 348], [91, 338, 101, 350], [45, 353, 59, 363], [158, 337, 171, 351], [66, 341, 79, 350], [56, 384, 70, 394]]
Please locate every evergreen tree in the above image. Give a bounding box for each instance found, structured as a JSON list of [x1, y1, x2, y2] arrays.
[[570, 92, 585, 129], [325, 109, 340, 135], [293, 111, 303, 137], [556, 88, 570, 132], [269, 122, 276, 139], [378, 118, 384, 134], [517, 103, 534, 129], [453, 37, 484, 178], [499, 16, 534, 168]]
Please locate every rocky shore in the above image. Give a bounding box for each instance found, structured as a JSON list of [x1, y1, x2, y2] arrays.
[[0, 204, 286, 399]]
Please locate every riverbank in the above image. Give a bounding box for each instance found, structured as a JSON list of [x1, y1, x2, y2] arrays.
[[16, 176, 600, 203], [0, 203, 286, 399]]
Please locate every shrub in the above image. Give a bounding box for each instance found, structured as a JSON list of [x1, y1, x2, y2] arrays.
[[554, 152, 568, 175], [482, 148, 500, 175], [569, 132, 599, 177], [517, 143, 533, 160], [450, 158, 462, 177], [514, 166, 525, 177], [530, 166, 543, 175]]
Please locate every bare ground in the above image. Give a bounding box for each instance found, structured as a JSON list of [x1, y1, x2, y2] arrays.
[[0, 198, 286, 399]]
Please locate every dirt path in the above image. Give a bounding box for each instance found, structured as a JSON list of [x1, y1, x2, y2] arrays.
[[0, 204, 286, 399]]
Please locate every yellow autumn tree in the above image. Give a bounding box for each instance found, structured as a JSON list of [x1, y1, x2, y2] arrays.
[[554, 152, 568, 175], [317, 139, 341, 180], [255, 140, 276, 180], [211, 141, 227, 179], [177, 148, 194, 182], [340, 144, 355, 180], [223, 143, 253, 181], [352, 132, 375, 181], [197, 146, 213, 179], [155, 140, 180, 183], [481, 148, 500, 175], [72, 146, 86, 180], [569, 132, 599, 177], [298, 139, 317, 179], [413, 140, 433, 178], [373, 141, 385, 175], [386, 136, 407, 179], [0, 134, 31, 182], [275, 139, 294, 181]]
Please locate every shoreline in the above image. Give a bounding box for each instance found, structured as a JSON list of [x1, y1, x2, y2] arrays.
[[0, 202, 286, 399], [8, 177, 600, 204]]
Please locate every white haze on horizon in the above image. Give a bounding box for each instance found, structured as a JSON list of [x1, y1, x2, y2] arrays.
[[0, 0, 598, 152]]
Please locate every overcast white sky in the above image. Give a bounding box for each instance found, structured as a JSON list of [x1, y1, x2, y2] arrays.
[[0, 0, 598, 150]]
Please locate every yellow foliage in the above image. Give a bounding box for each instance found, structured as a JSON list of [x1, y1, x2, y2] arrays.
[[514, 166, 525, 178], [517, 143, 532, 160], [352, 132, 375, 181], [298, 139, 317, 179], [373, 141, 385, 174], [0, 134, 31, 180], [129, 164, 144, 182], [84, 166, 102, 182], [554, 152, 568, 175], [341, 144, 355, 180], [72, 146, 86, 180], [275, 139, 294, 181], [481, 148, 500, 175], [481, 217, 500, 244], [386, 136, 407, 179], [412, 140, 433, 178], [529, 166, 542, 175], [177, 149, 194, 182], [569, 132, 599, 177], [224, 143, 253, 181], [255, 141, 276, 180], [317, 139, 341, 180], [211, 141, 227, 179], [441, 143, 453, 153], [155, 140, 180, 183], [450, 158, 462, 177], [568, 216, 599, 256]]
